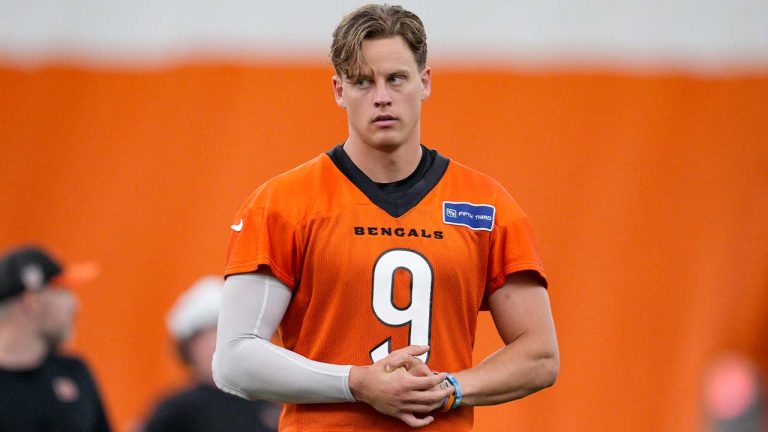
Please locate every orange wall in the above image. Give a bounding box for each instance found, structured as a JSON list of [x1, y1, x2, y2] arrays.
[[1, 63, 767, 431]]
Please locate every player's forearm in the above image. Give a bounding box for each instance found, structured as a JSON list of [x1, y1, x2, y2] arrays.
[[452, 333, 559, 406], [213, 335, 354, 403], [214, 273, 355, 403]]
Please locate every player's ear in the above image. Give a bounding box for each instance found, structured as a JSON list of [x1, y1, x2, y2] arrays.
[[332, 75, 346, 109], [420, 67, 432, 101]]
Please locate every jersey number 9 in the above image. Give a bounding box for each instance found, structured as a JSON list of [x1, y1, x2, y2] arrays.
[[369, 249, 433, 364]]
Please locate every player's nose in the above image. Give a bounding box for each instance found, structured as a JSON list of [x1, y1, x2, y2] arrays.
[[373, 83, 392, 107]]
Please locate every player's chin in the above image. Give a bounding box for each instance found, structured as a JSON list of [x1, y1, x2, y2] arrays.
[[366, 134, 405, 150]]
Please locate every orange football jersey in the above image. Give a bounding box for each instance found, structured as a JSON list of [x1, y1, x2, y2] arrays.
[[226, 145, 547, 432]]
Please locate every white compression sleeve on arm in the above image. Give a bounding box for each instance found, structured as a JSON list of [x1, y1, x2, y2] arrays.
[[212, 273, 355, 403]]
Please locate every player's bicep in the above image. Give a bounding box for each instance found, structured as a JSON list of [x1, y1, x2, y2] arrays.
[[488, 270, 557, 347]]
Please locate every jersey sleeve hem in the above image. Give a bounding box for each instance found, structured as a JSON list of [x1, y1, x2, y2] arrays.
[[225, 258, 295, 290], [487, 261, 548, 297]]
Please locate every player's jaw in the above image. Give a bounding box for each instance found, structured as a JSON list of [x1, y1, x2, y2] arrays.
[[369, 113, 403, 144]]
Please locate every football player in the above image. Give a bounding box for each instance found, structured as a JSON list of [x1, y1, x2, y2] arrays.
[[213, 4, 559, 431]]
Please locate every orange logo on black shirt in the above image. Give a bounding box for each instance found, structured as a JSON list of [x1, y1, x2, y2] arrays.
[[52, 376, 80, 403]]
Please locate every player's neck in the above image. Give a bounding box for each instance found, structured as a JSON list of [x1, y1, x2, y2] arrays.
[[342, 139, 422, 184]]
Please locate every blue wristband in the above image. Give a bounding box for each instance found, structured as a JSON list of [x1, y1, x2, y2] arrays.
[[444, 373, 462, 410]]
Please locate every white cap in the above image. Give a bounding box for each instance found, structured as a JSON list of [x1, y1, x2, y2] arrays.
[[166, 275, 224, 341]]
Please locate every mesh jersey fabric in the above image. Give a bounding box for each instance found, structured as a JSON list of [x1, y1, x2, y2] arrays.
[[225, 147, 547, 432]]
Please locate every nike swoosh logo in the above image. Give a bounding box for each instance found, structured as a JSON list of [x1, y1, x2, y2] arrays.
[[230, 219, 243, 232]]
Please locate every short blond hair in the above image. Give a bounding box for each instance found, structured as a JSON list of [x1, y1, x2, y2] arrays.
[[330, 4, 427, 80]]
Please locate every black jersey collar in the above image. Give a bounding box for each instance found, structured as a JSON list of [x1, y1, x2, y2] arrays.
[[326, 144, 449, 218]]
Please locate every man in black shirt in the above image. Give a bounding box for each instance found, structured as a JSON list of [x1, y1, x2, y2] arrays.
[[0, 246, 111, 432], [142, 276, 280, 432]]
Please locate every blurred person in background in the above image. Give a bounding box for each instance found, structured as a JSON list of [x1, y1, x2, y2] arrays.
[[703, 352, 766, 432], [0, 245, 110, 432], [142, 276, 280, 432]]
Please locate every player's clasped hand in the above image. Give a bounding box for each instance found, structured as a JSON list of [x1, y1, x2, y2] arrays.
[[349, 345, 455, 428]]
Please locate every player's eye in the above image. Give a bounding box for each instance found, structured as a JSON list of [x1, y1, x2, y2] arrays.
[[354, 79, 371, 89], [389, 75, 405, 85]]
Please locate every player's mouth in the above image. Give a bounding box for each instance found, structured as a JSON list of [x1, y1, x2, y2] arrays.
[[372, 114, 398, 127]]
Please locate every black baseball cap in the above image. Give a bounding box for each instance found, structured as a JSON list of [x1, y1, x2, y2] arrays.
[[0, 246, 100, 302]]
